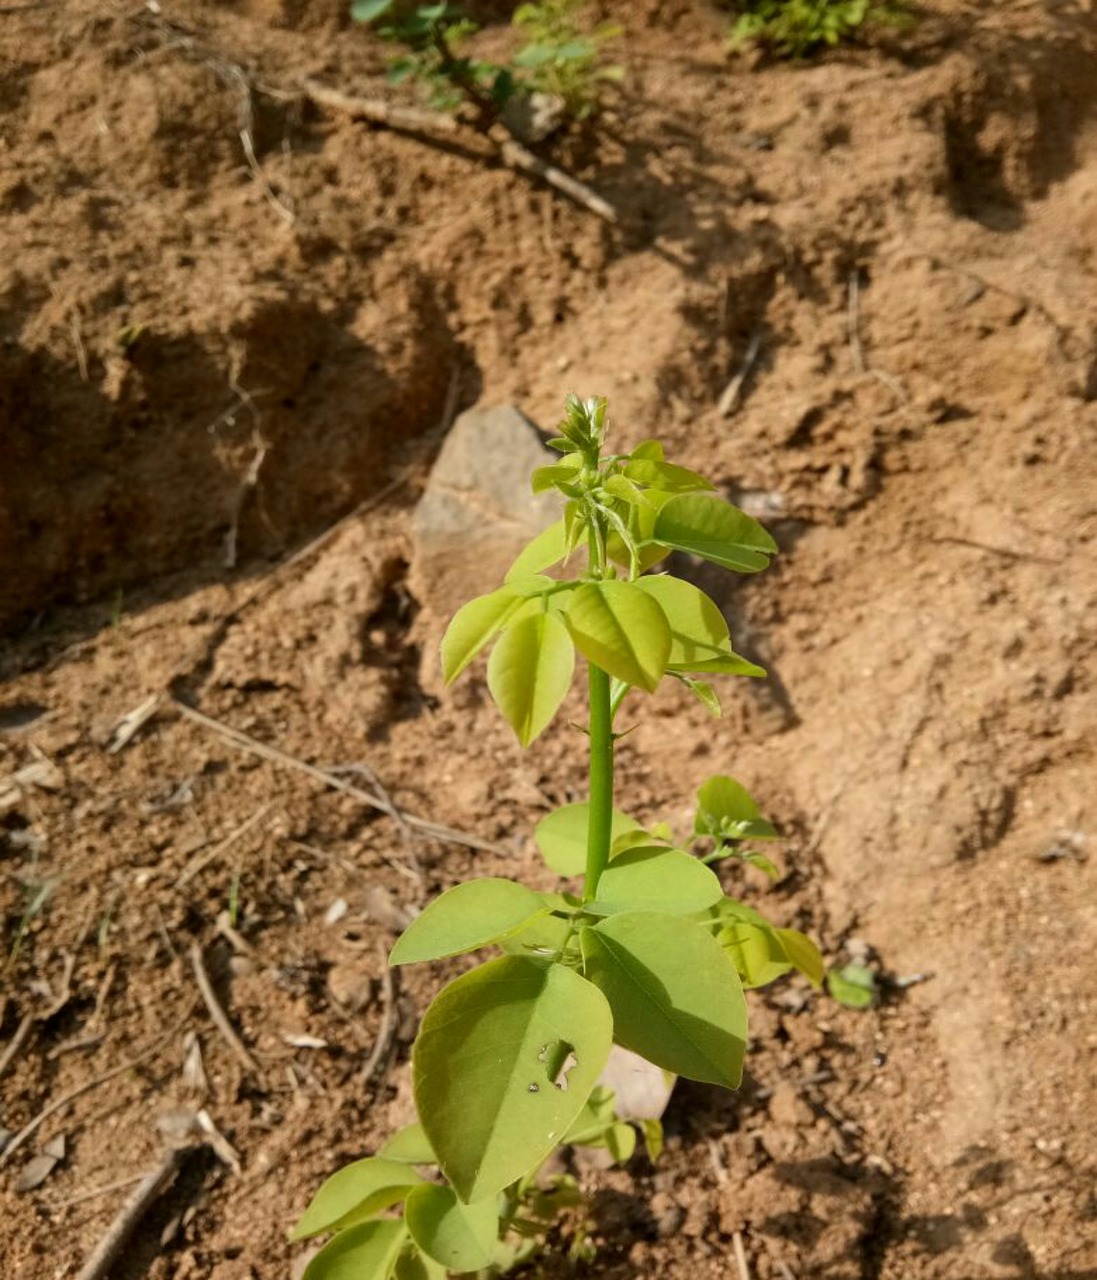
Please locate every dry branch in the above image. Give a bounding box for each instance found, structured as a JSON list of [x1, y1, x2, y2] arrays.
[[303, 78, 460, 137], [361, 947, 400, 1085], [170, 698, 504, 859], [303, 78, 618, 224], [74, 1148, 185, 1280], [0, 1018, 187, 1167]]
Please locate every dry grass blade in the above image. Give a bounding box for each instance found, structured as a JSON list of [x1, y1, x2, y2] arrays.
[[361, 947, 400, 1085], [175, 804, 273, 888]]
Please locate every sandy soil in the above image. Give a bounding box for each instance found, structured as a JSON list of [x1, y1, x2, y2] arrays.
[[2, 1, 1096, 1277]]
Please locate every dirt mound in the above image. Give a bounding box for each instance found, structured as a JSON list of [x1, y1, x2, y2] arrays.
[[1, 2, 1096, 1279]]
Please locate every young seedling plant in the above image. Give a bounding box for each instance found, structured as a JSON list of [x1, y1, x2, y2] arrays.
[[292, 395, 824, 1278]]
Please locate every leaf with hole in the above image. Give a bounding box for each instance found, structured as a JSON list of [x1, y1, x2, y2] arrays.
[[291, 1159, 423, 1241], [564, 581, 670, 692], [534, 802, 644, 877], [593, 847, 724, 916], [405, 1183, 499, 1272], [390, 878, 549, 965], [488, 610, 575, 746], [581, 913, 748, 1088], [413, 956, 613, 1202], [652, 493, 777, 573]]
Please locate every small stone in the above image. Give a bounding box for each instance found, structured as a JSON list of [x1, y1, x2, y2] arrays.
[[16, 1152, 59, 1192], [327, 961, 372, 1013], [768, 1082, 813, 1129], [651, 1191, 684, 1238]]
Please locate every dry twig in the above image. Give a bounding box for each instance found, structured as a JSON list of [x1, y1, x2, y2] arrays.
[[171, 699, 503, 860], [0, 1018, 187, 1167], [302, 78, 461, 137], [717, 331, 763, 417], [74, 1147, 185, 1280], [0, 1013, 33, 1082], [189, 942, 259, 1075], [175, 803, 273, 888], [361, 948, 400, 1085], [733, 1230, 752, 1280]]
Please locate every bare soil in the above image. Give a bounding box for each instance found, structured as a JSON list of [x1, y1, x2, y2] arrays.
[[2, 2, 1096, 1278]]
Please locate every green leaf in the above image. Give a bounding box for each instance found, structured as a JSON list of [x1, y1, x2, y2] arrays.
[[405, 1183, 498, 1272], [717, 921, 794, 989], [392, 1246, 447, 1280], [634, 576, 731, 666], [487, 610, 575, 746], [291, 1159, 423, 1240], [580, 913, 748, 1088], [414, 957, 613, 1203], [391, 878, 548, 965], [531, 460, 581, 494], [378, 1123, 436, 1165], [593, 847, 724, 916], [683, 677, 721, 717], [563, 1086, 618, 1143], [775, 928, 825, 990], [694, 776, 775, 840], [638, 1116, 664, 1161], [827, 964, 878, 1009], [302, 1221, 407, 1280], [606, 491, 672, 572], [652, 493, 778, 573], [623, 457, 714, 491], [629, 439, 664, 462], [506, 521, 567, 581], [350, 0, 394, 22], [534, 803, 644, 877], [498, 898, 573, 957], [605, 1122, 637, 1164], [676, 653, 766, 676], [564, 581, 671, 693], [441, 587, 526, 684]]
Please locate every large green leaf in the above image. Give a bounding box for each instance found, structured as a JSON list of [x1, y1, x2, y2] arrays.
[[498, 898, 573, 958], [390, 878, 548, 965], [506, 521, 567, 581], [580, 913, 748, 1088], [563, 581, 670, 692], [593, 847, 724, 916], [291, 1159, 423, 1240], [405, 1184, 499, 1272], [441, 587, 527, 684], [487, 610, 574, 746], [633, 575, 735, 667], [302, 1221, 407, 1280], [378, 1123, 436, 1165], [414, 957, 613, 1203], [652, 493, 777, 573], [534, 802, 644, 877]]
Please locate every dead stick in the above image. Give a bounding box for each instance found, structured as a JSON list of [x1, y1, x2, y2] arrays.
[[0, 1018, 186, 1167], [733, 1230, 752, 1280], [171, 698, 504, 857], [0, 1012, 33, 1081], [74, 1148, 184, 1280], [175, 803, 273, 888], [190, 942, 259, 1075], [718, 331, 763, 418], [53, 1170, 153, 1210], [302, 78, 460, 136], [495, 132, 618, 224], [361, 948, 399, 1085]]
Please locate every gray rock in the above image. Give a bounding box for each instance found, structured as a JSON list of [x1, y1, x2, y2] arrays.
[[412, 405, 558, 624]]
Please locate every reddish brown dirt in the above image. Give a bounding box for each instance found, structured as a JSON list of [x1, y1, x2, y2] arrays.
[[2, 2, 1097, 1278]]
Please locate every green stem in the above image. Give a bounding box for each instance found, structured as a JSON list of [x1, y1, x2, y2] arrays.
[[583, 661, 614, 902]]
